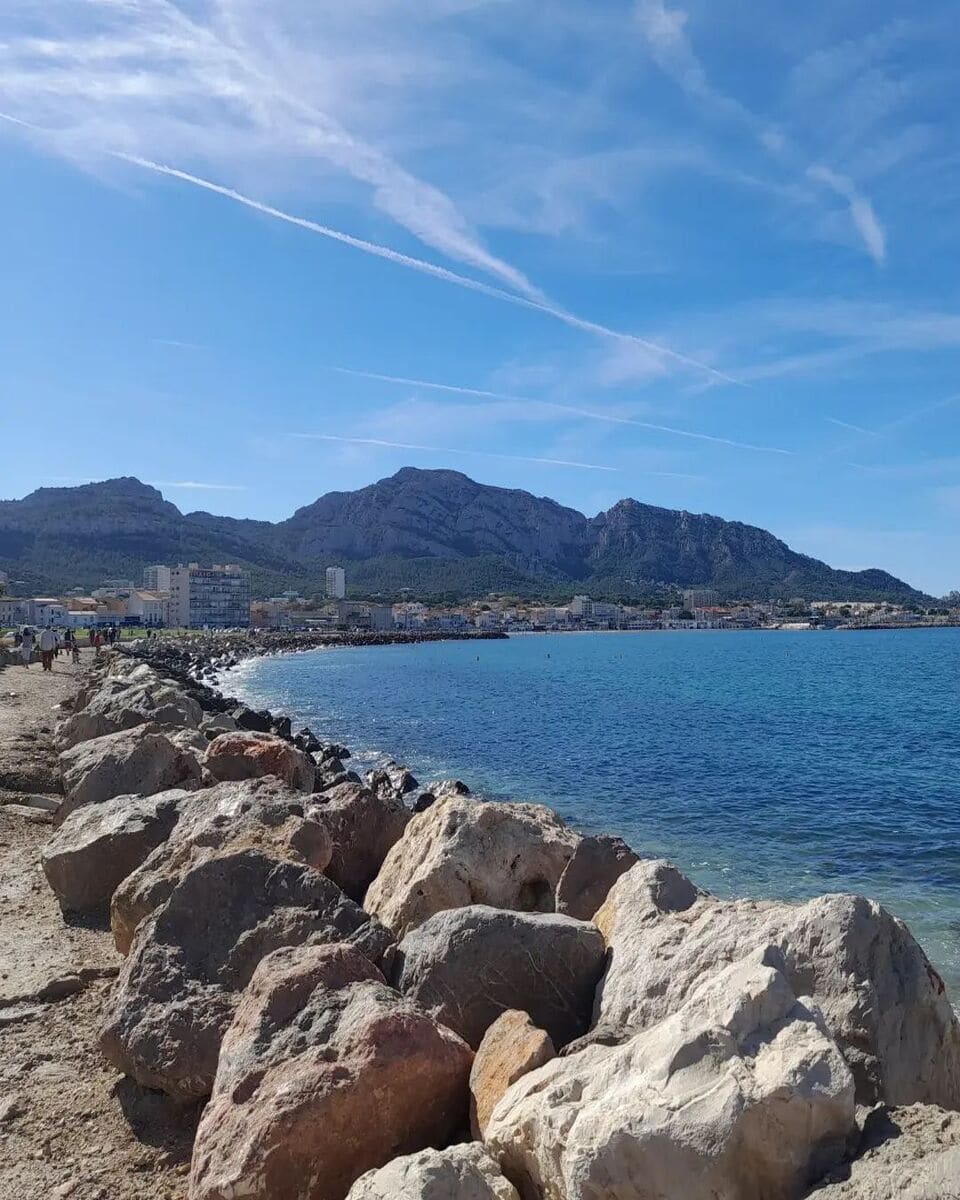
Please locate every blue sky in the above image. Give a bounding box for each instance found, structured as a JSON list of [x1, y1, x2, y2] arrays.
[[2, 1, 959, 594]]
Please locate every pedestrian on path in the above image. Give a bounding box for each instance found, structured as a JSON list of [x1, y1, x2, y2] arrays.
[[39, 626, 56, 671], [19, 626, 35, 667]]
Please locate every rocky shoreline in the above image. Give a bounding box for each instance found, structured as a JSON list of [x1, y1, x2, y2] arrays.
[[6, 637, 960, 1199]]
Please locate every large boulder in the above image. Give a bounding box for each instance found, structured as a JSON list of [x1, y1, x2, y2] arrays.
[[189, 943, 473, 1200], [57, 724, 202, 824], [485, 954, 856, 1200], [470, 1010, 555, 1138], [57, 674, 203, 749], [111, 777, 334, 954], [804, 1103, 960, 1200], [347, 1145, 518, 1200], [100, 850, 393, 1101], [593, 860, 960, 1108], [311, 781, 410, 902], [41, 787, 190, 914], [205, 731, 315, 792], [555, 833, 640, 921], [393, 906, 604, 1049], [365, 797, 580, 937]]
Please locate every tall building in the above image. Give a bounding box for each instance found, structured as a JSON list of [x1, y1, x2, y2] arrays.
[[326, 566, 346, 600], [682, 588, 718, 610], [169, 563, 251, 629], [143, 564, 172, 593]]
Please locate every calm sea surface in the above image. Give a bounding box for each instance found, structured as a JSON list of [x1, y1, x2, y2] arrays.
[[223, 629, 960, 988]]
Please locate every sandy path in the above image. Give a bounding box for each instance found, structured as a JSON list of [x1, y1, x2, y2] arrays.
[[0, 650, 196, 1200]]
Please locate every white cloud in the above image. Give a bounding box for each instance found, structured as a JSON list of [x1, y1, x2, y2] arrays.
[[149, 480, 247, 491]]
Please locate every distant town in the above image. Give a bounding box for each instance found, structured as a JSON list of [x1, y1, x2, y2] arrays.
[[1, 562, 959, 636]]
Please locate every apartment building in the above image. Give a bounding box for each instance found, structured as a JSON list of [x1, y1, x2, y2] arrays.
[[169, 563, 250, 629]]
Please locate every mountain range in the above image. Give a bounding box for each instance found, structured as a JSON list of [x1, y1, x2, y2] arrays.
[[0, 469, 926, 604]]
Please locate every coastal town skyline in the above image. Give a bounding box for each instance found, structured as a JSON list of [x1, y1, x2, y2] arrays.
[[3, 3, 960, 592]]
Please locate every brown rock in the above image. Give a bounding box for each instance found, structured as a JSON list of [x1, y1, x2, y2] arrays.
[[188, 942, 473, 1200], [470, 1010, 555, 1137], [205, 731, 315, 792]]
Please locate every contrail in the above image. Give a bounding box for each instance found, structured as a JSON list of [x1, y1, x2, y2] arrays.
[[0, 111, 740, 386], [332, 366, 791, 454], [294, 433, 623, 472], [824, 417, 880, 437]]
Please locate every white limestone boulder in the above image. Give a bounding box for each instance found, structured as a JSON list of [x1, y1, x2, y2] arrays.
[[365, 796, 580, 937], [347, 1145, 519, 1200], [593, 860, 960, 1108], [485, 955, 856, 1200]]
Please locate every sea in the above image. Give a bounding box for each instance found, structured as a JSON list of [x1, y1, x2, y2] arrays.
[[222, 628, 960, 989]]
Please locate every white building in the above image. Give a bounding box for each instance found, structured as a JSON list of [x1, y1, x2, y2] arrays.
[[127, 590, 169, 627], [326, 566, 346, 600], [142, 564, 172, 593], [28, 599, 68, 627], [0, 597, 26, 626]]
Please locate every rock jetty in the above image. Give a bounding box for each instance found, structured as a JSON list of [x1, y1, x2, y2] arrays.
[[18, 638, 960, 1199]]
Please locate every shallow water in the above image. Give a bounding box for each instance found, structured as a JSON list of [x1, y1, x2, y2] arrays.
[[224, 628, 960, 989]]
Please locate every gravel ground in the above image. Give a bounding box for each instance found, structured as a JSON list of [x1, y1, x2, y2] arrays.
[[0, 650, 198, 1200]]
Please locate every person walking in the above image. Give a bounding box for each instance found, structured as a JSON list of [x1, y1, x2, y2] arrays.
[[39, 626, 56, 671], [19, 626, 35, 667]]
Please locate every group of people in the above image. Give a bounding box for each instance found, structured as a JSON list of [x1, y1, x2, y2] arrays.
[[13, 623, 125, 670]]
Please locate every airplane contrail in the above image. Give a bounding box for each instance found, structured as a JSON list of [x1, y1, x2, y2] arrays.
[[294, 433, 624, 472], [332, 366, 791, 454], [0, 112, 741, 386]]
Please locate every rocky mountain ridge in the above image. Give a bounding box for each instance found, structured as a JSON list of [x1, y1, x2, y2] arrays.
[[0, 469, 926, 602]]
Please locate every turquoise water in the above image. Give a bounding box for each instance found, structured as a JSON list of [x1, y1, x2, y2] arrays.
[[224, 629, 960, 989]]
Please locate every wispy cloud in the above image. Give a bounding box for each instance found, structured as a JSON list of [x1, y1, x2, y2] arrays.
[[295, 432, 622, 472], [152, 338, 208, 351], [807, 165, 886, 265], [149, 480, 247, 491], [634, 0, 888, 264], [331, 365, 791, 453]]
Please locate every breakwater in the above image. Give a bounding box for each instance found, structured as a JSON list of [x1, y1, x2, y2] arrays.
[[14, 634, 960, 1199]]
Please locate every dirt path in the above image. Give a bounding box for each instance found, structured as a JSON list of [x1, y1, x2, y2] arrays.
[[0, 650, 196, 1200]]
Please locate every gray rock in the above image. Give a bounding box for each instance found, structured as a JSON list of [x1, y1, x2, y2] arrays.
[[41, 788, 190, 914], [57, 675, 202, 749], [392, 905, 605, 1049], [555, 833, 640, 921], [57, 725, 202, 825], [311, 781, 410, 902], [110, 777, 333, 954], [100, 849, 394, 1101]]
